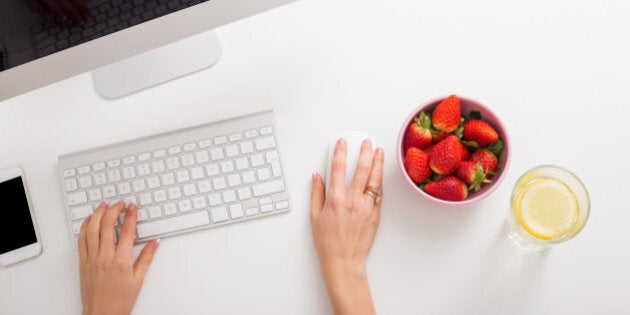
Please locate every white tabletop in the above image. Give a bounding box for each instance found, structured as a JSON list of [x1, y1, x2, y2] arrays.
[[1, 0, 629, 314]]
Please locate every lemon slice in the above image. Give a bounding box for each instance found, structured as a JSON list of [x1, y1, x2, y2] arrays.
[[513, 178, 578, 240]]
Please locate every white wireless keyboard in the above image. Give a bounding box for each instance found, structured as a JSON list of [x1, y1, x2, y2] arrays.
[[58, 110, 290, 250]]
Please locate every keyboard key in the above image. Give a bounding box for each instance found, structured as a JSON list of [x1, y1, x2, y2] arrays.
[[220, 160, 234, 173], [153, 149, 166, 158], [259, 197, 272, 205], [72, 221, 84, 235], [161, 172, 175, 186], [138, 152, 151, 161], [183, 183, 196, 196], [137, 211, 210, 238], [166, 157, 180, 170], [229, 133, 242, 142], [242, 171, 256, 184], [88, 188, 102, 201], [260, 126, 274, 135], [245, 207, 259, 216], [103, 185, 116, 199], [94, 173, 107, 185], [168, 145, 181, 155], [266, 151, 283, 177], [107, 159, 121, 168], [195, 151, 210, 164], [63, 168, 76, 178], [210, 148, 224, 161], [93, 162, 106, 171], [147, 176, 161, 189], [118, 183, 132, 195], [251, 154, 264, 167], [79, 176, 93, 189], [78, 165, 91, 174], [206, 163, 220, 176], [214, 136, 227, 145], [123, 156, 136, 164], [253, 180, 285, 197], [255, 136, 276, 151], [152, 160, 165, 173], [257, 168, 271, 181], [65, 179, 78, 192], [261, 204, 274, 213], [149, 206, 162, 219], [70, 205, 93, 220], [276, 201, 289, 210], [122, 166, 136, 179], [210, 207, 229, 223], [235, 157, 249, 170], [198, 180, 212, 193], [244, 129, 258, 138], [179, 199, 193, 212], [181, 154, 195, 166], [132, 179, 146, 192], [229, 204, 244, 219], [168, 186, 182, 200], [139, 193, 153, 206], [107, 170, 121, 183], [222, 190, 236, 203], [226, 144, 239, 157], [193, 196, 206, 209], [176, 170, 190, 183], [154, 190, 167, 203], [138, 208, 149, 222], [183, 142, 196, 151], [191, 138, 208, 149], [164, 203, 177, 216], [227, 174, 241, 187], [68, 191, 88, 206], [237, 187, 251, 200], [191, 166, 205, 180], [208, 193, 221, 206], [240, 141, 254, 154], [212, 177, 226, 190], [137, 163, 151, 176]]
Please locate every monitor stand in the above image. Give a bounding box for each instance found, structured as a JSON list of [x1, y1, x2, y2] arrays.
[[92, 30, 222, 99]]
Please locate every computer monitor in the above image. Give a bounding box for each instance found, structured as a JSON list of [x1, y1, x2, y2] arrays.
[[0, 0, 295, 101]]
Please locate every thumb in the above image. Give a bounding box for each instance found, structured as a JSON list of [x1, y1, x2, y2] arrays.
[[311, 172, 325, 216], [134, 239, 159, 282]]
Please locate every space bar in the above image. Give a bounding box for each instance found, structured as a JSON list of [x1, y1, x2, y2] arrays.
[[137, 211, 210, 238]]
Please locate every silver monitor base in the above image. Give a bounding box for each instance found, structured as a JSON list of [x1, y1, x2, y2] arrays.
[[92, 30, 222, 99]]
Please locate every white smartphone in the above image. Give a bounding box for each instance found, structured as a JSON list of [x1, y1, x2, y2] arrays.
[[0, 166, 42, 266]]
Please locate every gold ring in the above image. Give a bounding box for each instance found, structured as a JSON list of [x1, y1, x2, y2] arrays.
[[364, 186, 382, 204]]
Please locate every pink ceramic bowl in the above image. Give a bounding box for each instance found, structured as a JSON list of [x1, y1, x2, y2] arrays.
[[396, 95, 510, 206]]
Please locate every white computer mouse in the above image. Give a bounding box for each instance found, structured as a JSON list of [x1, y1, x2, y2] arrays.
[[325, 130, 375, 188]]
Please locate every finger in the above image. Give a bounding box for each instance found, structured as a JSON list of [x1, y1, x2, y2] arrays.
[[40, 0, 65, 19], [350, 139, 374, 194], [329, 138, 347, 193], [116, 203, 138, 261], [54, 0, 84, 23], [26, 0, 50, 18], [87, 201, 108, 258], [134, 239, 160, 282], [99, 201, 126, 258], [78, 214, 91, 264], [310, 172, 325, 216], [365, 148, 385, 211], [68, 0, 90, 19]]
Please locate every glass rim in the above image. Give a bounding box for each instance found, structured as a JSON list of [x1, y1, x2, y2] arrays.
[[510, 164, 591, 243]]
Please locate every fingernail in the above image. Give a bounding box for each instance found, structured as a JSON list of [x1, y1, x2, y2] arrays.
[[85, 214, 92, 224], [376, 147, 384, 156], [362, 138, 372, 146], [99, 201, 107, 207], [338, 138, 346, 146], [156, 239, 161, 247], [128, 203, 137, 211], [312, 172, 318, 183]]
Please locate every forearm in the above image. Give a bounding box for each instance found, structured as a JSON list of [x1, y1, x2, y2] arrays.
[[321, 262, 376, 315]]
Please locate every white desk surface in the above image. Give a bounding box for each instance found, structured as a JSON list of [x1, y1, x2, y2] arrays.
[[1, 0, 629, 314]]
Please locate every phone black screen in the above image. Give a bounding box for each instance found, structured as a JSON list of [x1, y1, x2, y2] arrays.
[[0, 177, 37, 255]]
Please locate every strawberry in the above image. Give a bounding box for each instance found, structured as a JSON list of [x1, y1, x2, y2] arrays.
[[432, 131, 452, 143], [470, 149, 499, 176], [463, 120, 499, 147], [424, 176, 468, 201], [403, 112, 433, 152], [404, 147, 432, 183], [455, 161, 492, 191], [429, 135, 467, 175], [432, 95, 461, 132], [459, 144, 470, 161]]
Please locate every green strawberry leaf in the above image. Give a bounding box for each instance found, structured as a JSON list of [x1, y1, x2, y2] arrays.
[[469, 110, 482, 120], [419, 111, 432, 129], [469, 162, 492, 191], [487, 140, 504, 155], [461, 140, 480, 149], [454, 117, 465, 139]]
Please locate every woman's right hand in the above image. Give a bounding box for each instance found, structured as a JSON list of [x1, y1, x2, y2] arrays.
[[310, 138, 384, 315]]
